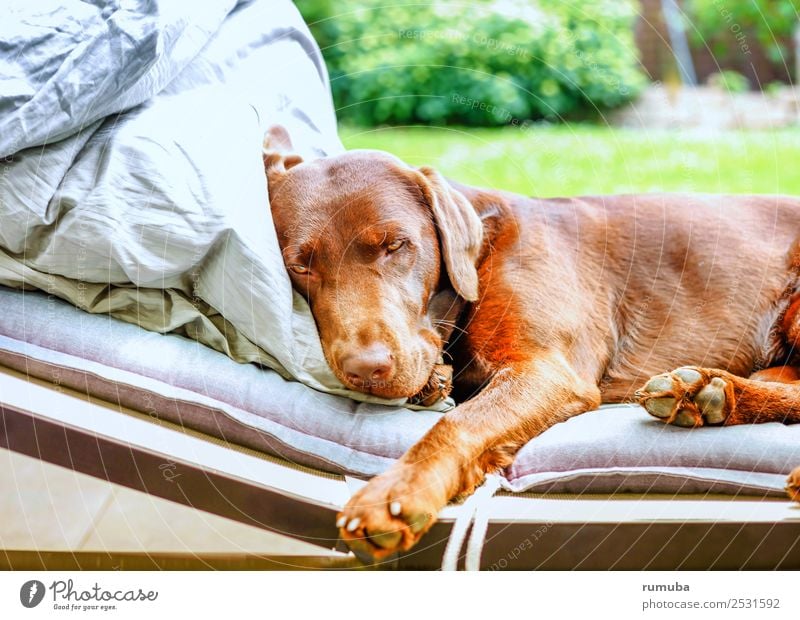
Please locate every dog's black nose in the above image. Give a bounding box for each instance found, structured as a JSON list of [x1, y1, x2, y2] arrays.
[[342, 344, 394, 386]]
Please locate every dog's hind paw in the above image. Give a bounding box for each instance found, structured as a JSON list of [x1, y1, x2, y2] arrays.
[[635, 366, 734, 427]]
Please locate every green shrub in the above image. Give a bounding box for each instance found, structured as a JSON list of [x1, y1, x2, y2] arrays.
[[685, 0, 799, 67], [765, 80, 786, 96], [706, 70, 750, 92], [296, 0, 647, 126]]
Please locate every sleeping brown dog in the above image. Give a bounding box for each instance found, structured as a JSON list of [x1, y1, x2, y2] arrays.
[[264, 125, 800, 559]]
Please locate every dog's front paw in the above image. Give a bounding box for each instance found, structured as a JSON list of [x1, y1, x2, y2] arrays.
[[337, 466, 445, 559], [409, 363, 453, 407], [635, 366, 733, 427]]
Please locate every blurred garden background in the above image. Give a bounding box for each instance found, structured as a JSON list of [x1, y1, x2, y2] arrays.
[[295, 0, 800, 196]]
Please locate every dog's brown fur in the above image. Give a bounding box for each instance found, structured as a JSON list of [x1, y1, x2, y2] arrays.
[[264, 126, 800, 558]]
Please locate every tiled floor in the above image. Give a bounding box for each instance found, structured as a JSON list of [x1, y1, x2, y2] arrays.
[[0, 448, 340, 556]]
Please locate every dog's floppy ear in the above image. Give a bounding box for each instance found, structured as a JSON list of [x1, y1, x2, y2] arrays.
[[263, 124, 303, 183], [415, 166, 483, 302]]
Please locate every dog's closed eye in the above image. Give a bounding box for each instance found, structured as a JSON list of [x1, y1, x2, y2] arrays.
[[386, 239, 405, 253]]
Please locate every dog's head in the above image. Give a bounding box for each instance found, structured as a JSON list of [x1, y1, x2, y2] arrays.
[[264, 125, 483, 399]]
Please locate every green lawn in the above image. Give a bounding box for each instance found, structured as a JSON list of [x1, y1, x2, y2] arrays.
[[340, 125, 800, 197]]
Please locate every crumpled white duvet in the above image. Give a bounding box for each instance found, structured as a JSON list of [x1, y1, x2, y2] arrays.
[[0, 0, 435, 408]]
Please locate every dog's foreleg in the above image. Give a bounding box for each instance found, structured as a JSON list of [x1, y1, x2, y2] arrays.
[[337, 350, 600, 557]]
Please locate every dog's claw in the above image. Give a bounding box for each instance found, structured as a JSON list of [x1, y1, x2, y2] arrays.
[[389, 501, 402, 516], [346, 517, 361, 532], [336, 515, 347, 528]]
